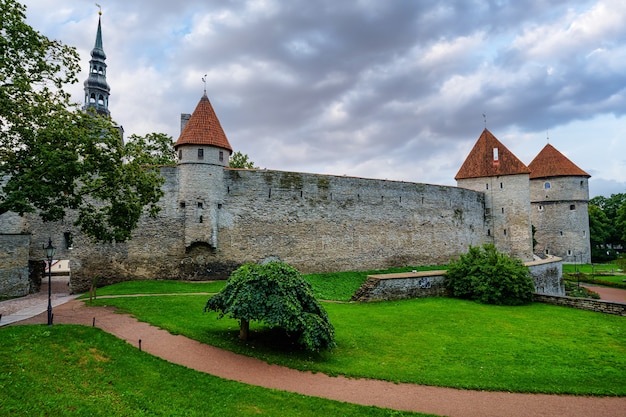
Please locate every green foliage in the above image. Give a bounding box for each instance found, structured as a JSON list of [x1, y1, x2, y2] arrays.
[[229, 150, 257, 169], [589, 193, 626, 259], [205, 262, 335, 351], [445, 244, 534, 305], [0, 0, 164, 242], [124, 133, 177, 165]]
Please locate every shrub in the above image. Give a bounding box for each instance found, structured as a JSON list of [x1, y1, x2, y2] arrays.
[[445, 244, 535, 305], [205, 262, 335, 352]]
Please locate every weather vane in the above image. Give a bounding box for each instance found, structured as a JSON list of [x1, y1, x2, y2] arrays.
[[482, 113, 487, 128], [547, 131, 550, 143], [202, 74, 207, 94], [95, 3, 102, 15]]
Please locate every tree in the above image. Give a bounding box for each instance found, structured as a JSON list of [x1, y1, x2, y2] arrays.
[[445, 244, 535, 305], [588, 204, 612, 262], [0, 0, 164, 242], [589, 193, 626, 250], [204, 262, 336, 352], [229, 151, 257, 169], [124, 133, 177, 165]]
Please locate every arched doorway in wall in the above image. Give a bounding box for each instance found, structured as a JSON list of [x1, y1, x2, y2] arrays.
[[43, 258, 71, 297]]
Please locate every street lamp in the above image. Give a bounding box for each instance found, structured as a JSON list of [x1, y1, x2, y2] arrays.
[[44, 238, 56, 326]]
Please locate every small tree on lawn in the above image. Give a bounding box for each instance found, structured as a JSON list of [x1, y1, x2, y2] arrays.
[[446, 244, 535, 305], [204, 262, 336, 352]]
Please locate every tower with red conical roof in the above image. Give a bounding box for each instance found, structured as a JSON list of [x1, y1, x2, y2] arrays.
[[455, 129, 533, 261], [528, 144, 591, 263], [174, 93, 233, 249]]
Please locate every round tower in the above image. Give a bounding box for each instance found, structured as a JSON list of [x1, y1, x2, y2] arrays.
[[528, 144, 591, 263], [174, 93, 232, 250], [455, 129, 533, 262]]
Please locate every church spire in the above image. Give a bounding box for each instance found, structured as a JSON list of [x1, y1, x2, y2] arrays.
[[83, 8, 111, 116]]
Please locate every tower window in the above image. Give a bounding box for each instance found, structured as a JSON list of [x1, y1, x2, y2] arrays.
[[486, 183, 489, 190], [493, 148, 499, 162], [560, 231, 563, 236], [538, 205, 544, 211], [98, 95, 104, 105], [178, 149, 182, 160], [501, 207, 504, 214], [198, 149, 204, 160], [570, 204, 576, 210], [219, 151, 224, 162], [503, 229, 507, 236], [179, 201, 186, 208], [544, 182, 551, 189], [580, 180, 584, 187], [197, 202, 203, 209], [567, 250, 572, 256], [487, 229, 491, 236]]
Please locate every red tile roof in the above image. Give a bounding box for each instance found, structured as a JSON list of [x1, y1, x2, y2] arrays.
[[455, 129, 530, 180], [528, 143, 590, 179], [174, 94, 232, 152]]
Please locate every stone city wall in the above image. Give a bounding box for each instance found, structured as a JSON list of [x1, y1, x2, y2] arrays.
[[0, 234, 31, 297], [19, 167, 489, 293]]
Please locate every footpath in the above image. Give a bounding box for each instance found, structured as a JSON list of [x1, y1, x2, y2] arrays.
[[1, 281, 625, 417]]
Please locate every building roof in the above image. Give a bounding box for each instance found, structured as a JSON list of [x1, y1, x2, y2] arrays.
[[528, 143, 590, 179], [455, 129, 530, 180], [174, 93, 233, 152]]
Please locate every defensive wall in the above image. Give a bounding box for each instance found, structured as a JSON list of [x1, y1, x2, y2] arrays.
[[14, 167, 490, 293]]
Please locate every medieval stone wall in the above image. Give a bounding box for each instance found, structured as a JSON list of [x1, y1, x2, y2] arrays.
[[0, 234, 31, 297], [211, 169, 488, 273]]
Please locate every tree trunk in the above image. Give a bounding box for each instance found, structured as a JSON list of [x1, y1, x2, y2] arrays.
[[239, 319, 249, 341]]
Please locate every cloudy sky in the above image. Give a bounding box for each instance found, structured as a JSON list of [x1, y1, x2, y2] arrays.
[[21, 0, 626, 197]]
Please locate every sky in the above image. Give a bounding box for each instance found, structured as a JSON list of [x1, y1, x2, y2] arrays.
[[21, 0, 626, 198]]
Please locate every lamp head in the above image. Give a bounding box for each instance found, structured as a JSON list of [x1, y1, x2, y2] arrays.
[[45, 238, 56, 259]]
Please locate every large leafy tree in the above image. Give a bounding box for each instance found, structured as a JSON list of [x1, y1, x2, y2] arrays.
[[589, 194, 626, 249], [205, 262, 336, 352], [0, 0, 164, 242]]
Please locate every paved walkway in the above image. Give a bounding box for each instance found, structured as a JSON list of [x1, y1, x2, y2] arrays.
[[2, 283, 625, 417]]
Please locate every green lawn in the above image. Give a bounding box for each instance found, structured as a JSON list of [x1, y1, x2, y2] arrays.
[[0, 325, 429, 417], [88, 293, 626, 396]]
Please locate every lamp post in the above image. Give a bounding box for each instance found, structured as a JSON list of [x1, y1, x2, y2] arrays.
[[44, 238, 56, 326]]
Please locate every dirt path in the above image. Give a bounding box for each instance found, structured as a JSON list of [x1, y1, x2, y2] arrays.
[[12, 299, 626, 417]]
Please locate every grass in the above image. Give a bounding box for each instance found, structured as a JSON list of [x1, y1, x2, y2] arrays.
[[89, 293, 626, 396], [0, 326, 430, 417], [563, 263, 626, 288], [79, 280, 227, 298], [304, 265, 446, 301]]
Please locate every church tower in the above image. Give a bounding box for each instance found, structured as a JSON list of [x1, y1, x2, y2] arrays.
[[82, 10, 110, 117], [455, 129, 533, 261], [528, 144, 591, 263], [175, 93, 233, 249]]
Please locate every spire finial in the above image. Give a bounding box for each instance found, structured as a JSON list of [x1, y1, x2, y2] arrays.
[[96, 3, 102, 15], [482, 113, 487, 129], [547, 131, 550, 143], [202, 74, 207, 95]]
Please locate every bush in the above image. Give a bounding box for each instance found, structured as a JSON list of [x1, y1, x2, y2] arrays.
[[445, 244, 535, 305], [205, 262, 335, 352]]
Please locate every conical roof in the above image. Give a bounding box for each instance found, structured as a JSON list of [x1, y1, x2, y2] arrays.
[[528, 143, 590, 179], [455, 129, 530, 180], [174, 94, 232, 152]]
